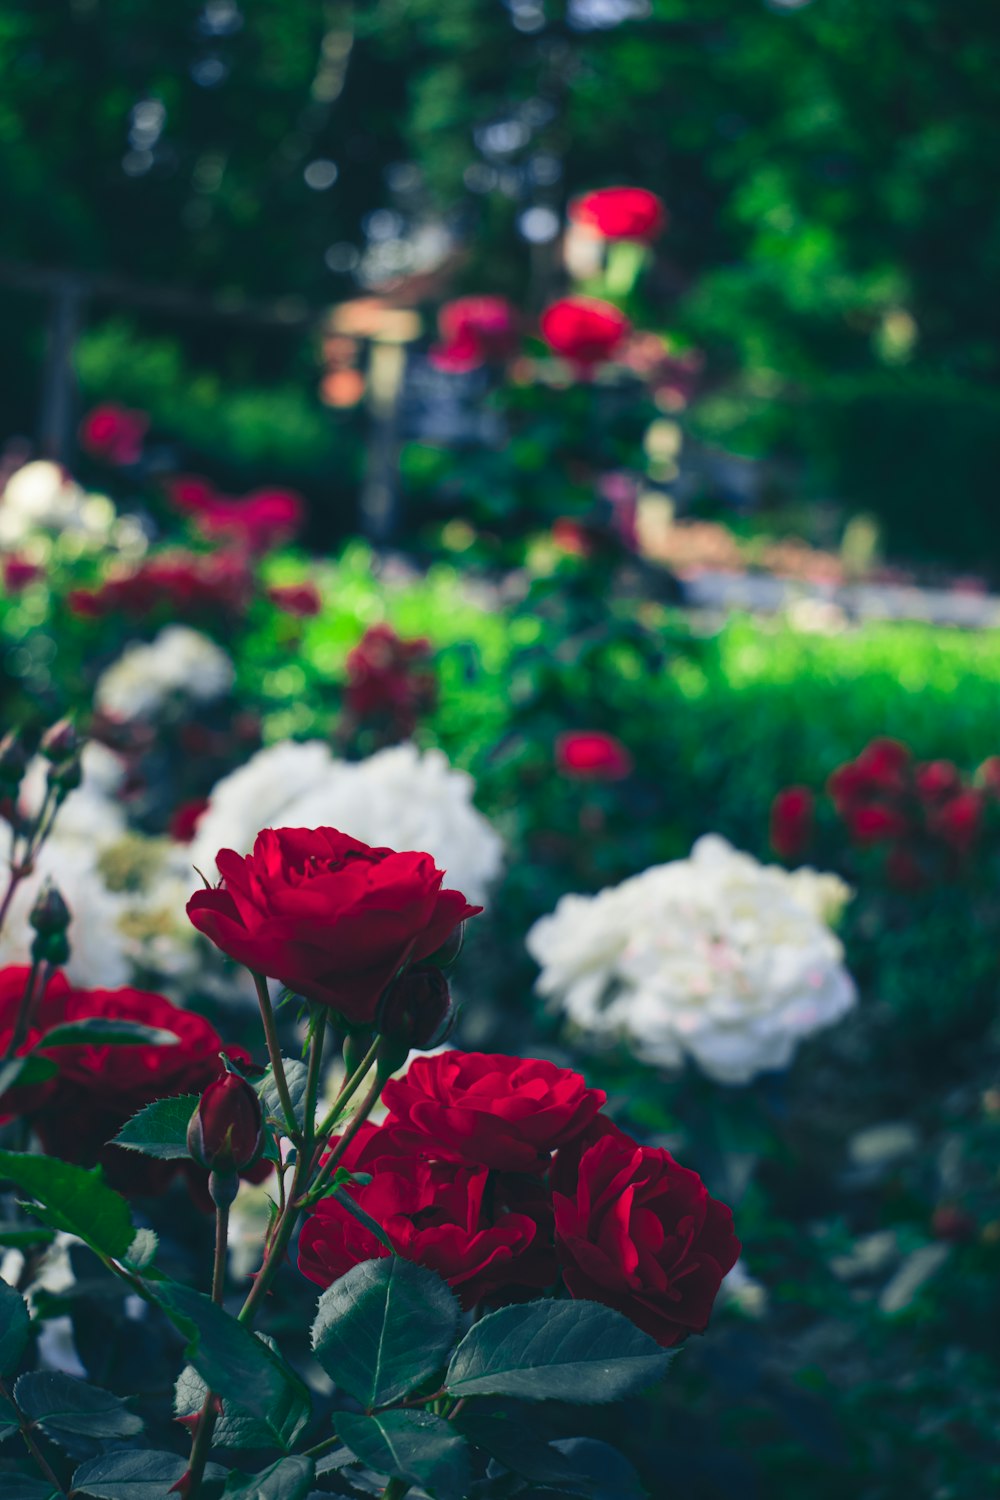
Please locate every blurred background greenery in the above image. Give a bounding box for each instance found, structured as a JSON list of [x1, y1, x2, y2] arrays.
[[2, 0, 998, 560]]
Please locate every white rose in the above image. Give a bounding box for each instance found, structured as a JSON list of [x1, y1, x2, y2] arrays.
[[95, 626, 234, 721]]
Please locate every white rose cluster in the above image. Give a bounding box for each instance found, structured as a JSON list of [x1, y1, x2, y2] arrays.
[[526, 835, 856, 1085], [95, 625, 234, 722], [188, 740, 503, 906], [0, 461, 116, 548]]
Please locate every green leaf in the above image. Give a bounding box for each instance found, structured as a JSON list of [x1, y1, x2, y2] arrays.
[[325, 1186, 396, 1254], [314, 1449, 357, 1475], [158, 1283, 310, 1449], [35, 1020, 181, 1049], [311, 1257, 459, 1409], [122, 1229, 159, 1273], [445, 1300, 673, 1404], [112, 1096, 199, 1161], [14, 1372, 143, 1448], [453, 1400, 598, 1491], [0, 1225, 56, 1251], [174, 1331, 308, 1453], [0, 1153, 135, 1261], [0, 1477, 60, 1500], [338, 1409, 470, 1500], [221, 1456, 315, 1499], [0, 1276, 30, 1376], [547, 1438, 648, 1499], [0, 1056, 58, 1096], [71, 1450, 188, 1498], [256, 1059, 309, 1133]]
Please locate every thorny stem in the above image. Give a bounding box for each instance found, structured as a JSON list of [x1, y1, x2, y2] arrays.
[[0, 1377, 68, 1497], [312, 1035, 381, 1157], [182, 1198, 230, 1498], [211, 1200, 229, 1306], [0, 869, 20, 941], [302, 1006, 328, 1156], [306, 1069, 383, 1206], [252, 971, 301, 1143]]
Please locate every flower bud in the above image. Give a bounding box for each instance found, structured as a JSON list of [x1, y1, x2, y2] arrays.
[[343, 1029, 375, 1075], [377, 966, 455, 1059], [39, 720, 80, 762], [29, 883, 71, 938], [31, 928, 69, 966], [0, 731, 29, 791], [187, 1073, 264, 1174], [47, 754, 83, 796]]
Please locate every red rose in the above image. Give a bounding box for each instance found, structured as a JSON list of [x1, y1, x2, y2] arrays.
[[846, 803, 910, 846], [344, 624, 436, 733], [769, 786, 814, 861], [267, 582, 322, 617], [187, 827, 479, 1025], [187, 1073, 264, 1173], [569, 187, 667, 243], [78, 404, 149, 466], [298, 1121, 556, 1307], [914, 760, 961, 803], [3, 556, 41, 593], [381, 1052, 606, 1173], [551, 1119, 740, 1347], [0, 966, 68, 1122], [555, 731, 634, 782], [930, 789, 983, 853], [165, 475, 304, 553], [31, 983, 263, 1201], [169, 797, 210, 844], [539, 297, 631, 370], [430, 296, 520, 372]]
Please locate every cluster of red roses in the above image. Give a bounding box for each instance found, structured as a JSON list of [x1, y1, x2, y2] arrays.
[[342, 623, 437, 740], [0, 967, 267, 1209], [164, 475, 305, 554], [79, 404, 150, 467], [299, 1050, 739, 1348], [68, 550, 255, 622], [771, 737, 1000, 888]]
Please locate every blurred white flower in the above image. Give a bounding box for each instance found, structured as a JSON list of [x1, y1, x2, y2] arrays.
[[189, 740, 503, 905], [0, 461, 113, 547], [95, 625, 234, 722], [0, 745, 131, 986], [526, 835, 855, 1085]]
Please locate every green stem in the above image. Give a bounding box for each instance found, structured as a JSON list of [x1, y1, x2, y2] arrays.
[[211, 1200, 229, 1306], [314, 1035, 381, 1142], [381, 1479, 410, 1499], [302, 1007, 328, 1155], [251, 971, 301, 1143], [306, 1070, 383, 1206], [0, 1377, 67, 1497], [2, 957, 44, 1062], [302, 1431, 343, 1460], [0, 867, 22, 943]]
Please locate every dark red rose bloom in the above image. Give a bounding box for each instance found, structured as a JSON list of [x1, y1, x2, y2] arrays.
[[769, 786, 814, 861], [187, 827, 480, 1025], [915, 760, 961, 803], [569, 187, 667, 243], [539, 297, 631, 370], [381, 1052, 606, 1173], [551, 1118, 740, 1347], [169, 797, 210, 844], [164, 475, 305, 553], [829, 738, 911, 811], [344, 624, 436, 734], [31, 983, 265, 1202], [556, 731, 634, 782], [67, 551, 253, 622], [267, 582, 322, 617], [3, 556, 41, 592], [0, 966, 69, 1122], [930, 790, 983, 853], [298, 1121, 556, 1307], [846, 803, 910, 846], [430, 296, 520, 372], [78, 404, 149, 466]]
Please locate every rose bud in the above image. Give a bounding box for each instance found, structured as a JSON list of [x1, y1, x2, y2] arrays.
[[39, 719, 80, 762], [187, 1073, 265, 1175], [47, 754, 83, 796], [0, 731, 29, 792], [376, 965, 455, 1064], [29, 882, 70, 937]]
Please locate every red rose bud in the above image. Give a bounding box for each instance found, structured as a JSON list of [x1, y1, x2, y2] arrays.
[[187, 1073, 264, 1174], [40, 720, 80, 762], [377, 965, 455, 1061], [769, 786, 814, 861]]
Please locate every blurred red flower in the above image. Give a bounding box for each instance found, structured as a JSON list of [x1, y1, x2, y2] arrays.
[[569, 187, 667, 243], [430, 296, 520, 372], [556, 731, 634, 782], [267, 582, 322, 616], [539, 296, 631, 370], [769, 786, 814, 861], [79, 404, 149, 466]]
